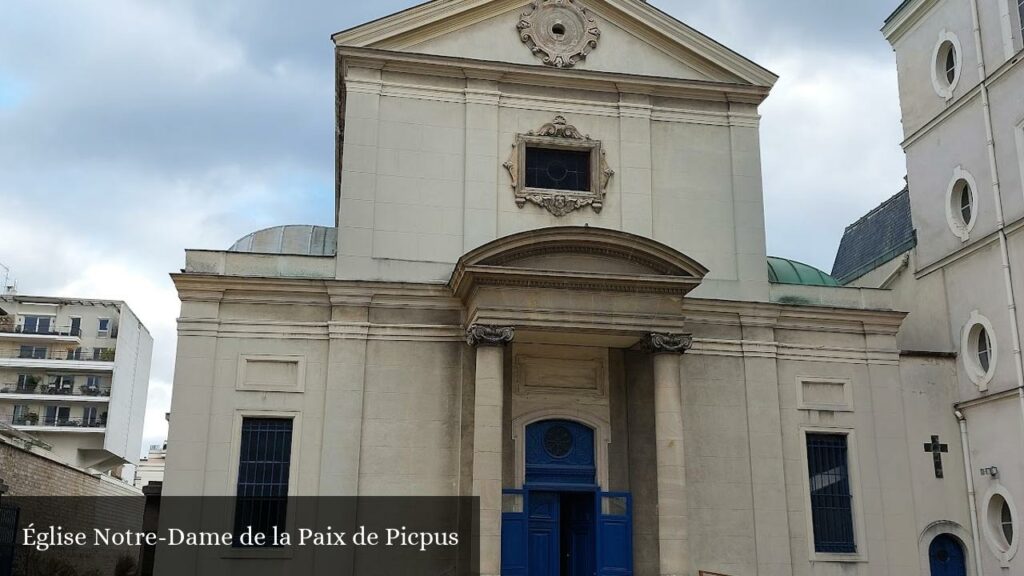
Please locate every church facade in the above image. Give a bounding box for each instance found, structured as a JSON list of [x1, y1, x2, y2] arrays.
[[161, 1, 985, 575]]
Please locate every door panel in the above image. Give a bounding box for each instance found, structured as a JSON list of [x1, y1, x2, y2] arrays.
[[501, 490, 528, 576], [596, 492, 633, 576], [528, 491, 560, 576], [928, 534, 966, 576]]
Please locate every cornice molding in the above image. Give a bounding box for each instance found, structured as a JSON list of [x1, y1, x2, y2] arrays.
[[882, 0, 940, 44], [336, 46, 771, 104]]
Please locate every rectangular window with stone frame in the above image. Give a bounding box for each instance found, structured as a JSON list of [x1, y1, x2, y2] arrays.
[[233, 417, 293, 547], [806, 433, 856, 554]]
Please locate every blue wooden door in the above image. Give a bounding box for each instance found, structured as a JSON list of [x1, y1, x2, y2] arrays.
[[529, 491, 560, 576], [596, 492, 632, 576], [501, 489, 529, 576], [928, 534, 966, 576]]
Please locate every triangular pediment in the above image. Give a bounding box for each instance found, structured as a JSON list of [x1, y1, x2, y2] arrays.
[[333, 0, 777, 87]]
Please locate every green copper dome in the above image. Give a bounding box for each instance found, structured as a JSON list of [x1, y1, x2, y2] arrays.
[[767, 256, 840, 287]]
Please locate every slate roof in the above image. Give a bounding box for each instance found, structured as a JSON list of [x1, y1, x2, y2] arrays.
[[831, 187, 917, 285]]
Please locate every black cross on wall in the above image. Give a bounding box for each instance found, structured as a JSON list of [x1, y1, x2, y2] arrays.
[[924, 436, 949, 479]]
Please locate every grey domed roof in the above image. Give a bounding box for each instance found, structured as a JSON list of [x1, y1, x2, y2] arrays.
[[229, 225, 337, 256]]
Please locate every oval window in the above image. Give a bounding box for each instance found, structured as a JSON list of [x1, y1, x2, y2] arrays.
[[962, 313, 997, 390], [989, 494, 1015, 552], [977, 326, 992, 373], [958, 181, 973, 226], [946, 170, 978, 242], [944, 45, 957, 84], [1003, 499, 1015, 545], [932, 34, 962, 99]]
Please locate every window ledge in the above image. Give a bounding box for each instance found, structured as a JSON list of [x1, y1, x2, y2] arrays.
[[809, 551, 868, 563]]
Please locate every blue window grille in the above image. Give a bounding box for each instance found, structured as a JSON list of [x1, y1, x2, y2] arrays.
[[806, 433, 856, 554], [234, 418, 293, 546]]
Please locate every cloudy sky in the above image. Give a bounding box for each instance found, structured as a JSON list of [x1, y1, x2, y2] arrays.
[[0, 0, 907, 456]]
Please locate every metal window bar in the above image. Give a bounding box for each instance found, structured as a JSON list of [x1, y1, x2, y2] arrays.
[[234, 418, 293, 547], [806, 433, 856, 554]]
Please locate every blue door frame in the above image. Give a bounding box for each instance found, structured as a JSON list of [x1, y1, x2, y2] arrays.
[[501, 488, 633, 576], [501, 419, 633, 575]]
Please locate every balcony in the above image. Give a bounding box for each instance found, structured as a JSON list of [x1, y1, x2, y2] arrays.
[[0, 323, 83, 344], [0, 380, 111, 401], [0, 347, 115, 371], [5, 415, 107, 432]]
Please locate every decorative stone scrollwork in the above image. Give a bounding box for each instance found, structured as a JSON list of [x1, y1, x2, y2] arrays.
[[641, 332, 693, 354], [503, 115, 614, 217], [466, 325, 516, 347], [532, 115, 586, 139], [517, 0, 601, 68]]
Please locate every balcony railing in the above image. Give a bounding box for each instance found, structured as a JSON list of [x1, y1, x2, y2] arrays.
[[1, 348, 115, 362], [6, 416, 107, 429], [0, 325, 83, 337], [0, 382, 111, 397]]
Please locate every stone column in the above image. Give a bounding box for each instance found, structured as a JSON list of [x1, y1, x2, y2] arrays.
[[645, 332, 692, 576], [467, 324, 514, 576]]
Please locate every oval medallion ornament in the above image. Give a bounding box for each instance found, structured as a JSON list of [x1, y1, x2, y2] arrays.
[[517, 0, 601, 68], [544, 425, 574, 458]]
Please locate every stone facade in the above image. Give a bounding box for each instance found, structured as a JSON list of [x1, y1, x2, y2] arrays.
[[159, 1, 987, 575]]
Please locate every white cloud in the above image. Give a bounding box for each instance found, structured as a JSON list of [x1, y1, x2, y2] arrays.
[[756, 48, 907, 270]]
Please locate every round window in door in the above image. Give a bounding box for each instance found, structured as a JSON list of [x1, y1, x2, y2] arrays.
[[525, 420, 595, 486], [928, 533, 967, 576]]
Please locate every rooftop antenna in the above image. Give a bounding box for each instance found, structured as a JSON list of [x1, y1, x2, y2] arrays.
[[0, 262, 16, 295]]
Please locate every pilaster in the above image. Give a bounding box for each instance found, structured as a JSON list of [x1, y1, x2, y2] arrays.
[[463, 77, 501, 252], [468, 324, 514, 576], [618, 92, 654, 237]]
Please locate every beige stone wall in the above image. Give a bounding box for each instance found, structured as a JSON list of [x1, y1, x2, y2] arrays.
[[163, 267, 943, 574], [334, 62, 770, 301]]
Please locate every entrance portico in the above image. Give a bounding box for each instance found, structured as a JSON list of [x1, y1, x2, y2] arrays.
[[452, 227, 706, 576]]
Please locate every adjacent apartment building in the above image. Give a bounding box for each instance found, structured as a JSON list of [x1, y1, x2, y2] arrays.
[[0, 294, 153, 478]]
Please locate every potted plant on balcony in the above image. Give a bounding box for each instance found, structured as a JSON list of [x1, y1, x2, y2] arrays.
[[25, 412, 39, 425], [98, 349, 115, 362]]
